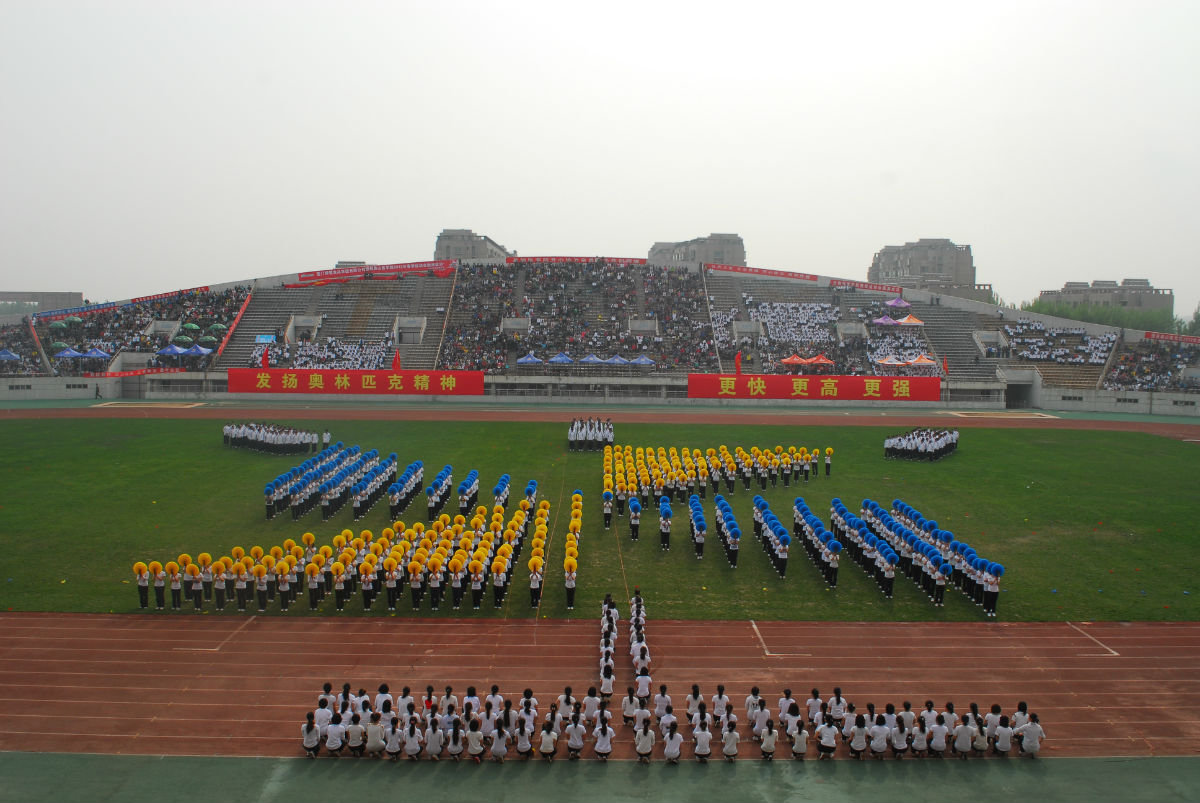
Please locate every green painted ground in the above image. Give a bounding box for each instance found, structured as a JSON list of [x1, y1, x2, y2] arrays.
[[2, 752, 1197, 803], [1, 417, 1197, 621]]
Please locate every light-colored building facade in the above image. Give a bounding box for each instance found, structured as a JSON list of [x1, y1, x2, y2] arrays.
[[434, 229, 514, 261], [1038, 279, 1174, 313], [649, 233, 745, 266], [868, 238, 992, 301]]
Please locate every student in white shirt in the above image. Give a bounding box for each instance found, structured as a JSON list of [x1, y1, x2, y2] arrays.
[[805, 689, 823, 726], [384, 718, 403, 762], [564, 714, 587, 759], [693, 719, 713, 762], [325, 713, 347, 757], [789, 714, 808, 759], [538, 721, 559, 762], [910, 717, 929, 757], [364, 713, 386, 758], [929, 714, 950, 757], [745, 686, 762, 721], [425, 721, 445, 760], [465, 720, 485, 763], [751, 699, 771, 741], [662, 721, 684, 764], [515, 717, 535, 760], [659, 705, 678, 737], [711, 685, 730, 719], [760, 720, 778, 760], [815, 715, 839, 760], [635, 721, 656, 763], [848, 714, 869, 760], [1017, 713, 1045, 758], [992, 715, 1014, 756], [402, 721, 423, 760], [593, 717, 615, 761], [890, 719, 910, 759], [952, 714, 976, 758], [301, 712, 321, 758], [313, 699, 333, 738], [490, 727, 509, 763], [582, 688, 602, 725], [869, 715, 891, 759], [721, 720, 740, 762]]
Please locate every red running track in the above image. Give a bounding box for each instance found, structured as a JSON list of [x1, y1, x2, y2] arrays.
[[0, 613, 1197, 760]]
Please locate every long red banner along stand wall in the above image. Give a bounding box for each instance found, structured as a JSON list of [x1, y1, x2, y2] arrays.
[[688, 373, 941, 401], [227, 368, 485, 396]]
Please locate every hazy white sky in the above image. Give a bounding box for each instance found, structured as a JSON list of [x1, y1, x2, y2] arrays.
[[2, 1, 1197, 317]]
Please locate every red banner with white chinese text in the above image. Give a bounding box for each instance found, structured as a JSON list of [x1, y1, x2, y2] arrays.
[[687, 373, 940, 401], [227, 368, 485, 395]]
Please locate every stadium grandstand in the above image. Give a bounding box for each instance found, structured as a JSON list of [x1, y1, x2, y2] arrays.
[[3, 257, 1197, 413]]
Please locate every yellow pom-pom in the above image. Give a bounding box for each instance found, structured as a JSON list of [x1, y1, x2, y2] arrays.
[[132, 562, 148, 575]]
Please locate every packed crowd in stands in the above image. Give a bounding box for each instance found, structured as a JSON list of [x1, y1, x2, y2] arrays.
[[1101, 341, 1200, 393], [440, 263, 519, 373], [250, 337, 394, 370], [299, 591, 1046, 763], [0, 322, 45, 375], [1004, 320, 1117, 365], [436, 261, 718, 373], [865, 331, 940, 376], [35, 286, 249, 374]]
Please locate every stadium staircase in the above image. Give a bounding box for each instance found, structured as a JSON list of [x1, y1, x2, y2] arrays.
[[215, 287, 317, 368], [909, 303, 1000, 382]]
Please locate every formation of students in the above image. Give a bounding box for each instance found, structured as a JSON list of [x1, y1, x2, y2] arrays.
[[883, 428, 959, 461], [225, 422, 328, 455], [301, 596, 1046, 763], [568, 418, 614, 451]]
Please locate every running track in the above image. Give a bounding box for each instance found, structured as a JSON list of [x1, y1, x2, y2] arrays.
[[1, 613, 1196, 760]]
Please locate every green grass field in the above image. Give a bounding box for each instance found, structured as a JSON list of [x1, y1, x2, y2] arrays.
[[1, 418, 1196, 621]]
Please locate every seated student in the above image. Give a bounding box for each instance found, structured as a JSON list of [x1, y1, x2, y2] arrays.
[[384, 717, 403, 762], [815, 714, 839, 760], [465, 719, 486, 763], [910, 716, 929, 758], [364, 712, 386, 758], [992, 715, 1014, 757], [889, 717, 910, 759], [490, 726, 509, 763], [635, 721, 656, 764], [760, 720, 778, 761], [345, 713, 366, 757], [515, 717, 536, 761], [564, 714, 587, 760], [788, 712, 808, 759], [869, 715, 890, 760], [721, 720, 740, 762], [592, 716, 615, 761], [928, 714, 950, 758], [425, 719, 445, 761], [402, 720, 424, 760], [301, 712, 321, 758], [1016, 713, 1045, 758], [847, 714, 869, 760], [324, 713, 347, 757], [538, 721, 559, 762], [693, 719, 713, 762]]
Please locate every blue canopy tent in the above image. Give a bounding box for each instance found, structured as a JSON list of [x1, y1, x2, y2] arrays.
[[547, 352, 574, 365], [82, 347, 111, 359], [515, 352, 542, 365], [579, 353, 604, 365], [0, 349, 19, 361], [630, 354, 655, 366], [604, 355, 630, 365], [182, 344, 213, 356], [157, 344, 187, 356], [54, 347, 84, 358]]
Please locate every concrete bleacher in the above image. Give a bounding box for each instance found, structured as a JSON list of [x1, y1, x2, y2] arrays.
[[907, 303, 1000, 382], [216, 287, 316, 368]]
